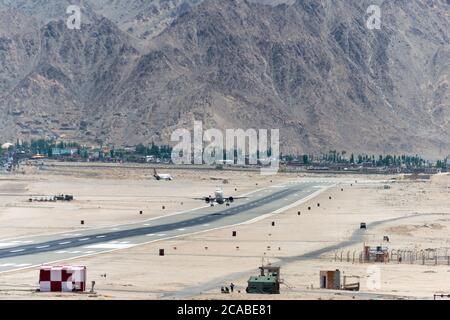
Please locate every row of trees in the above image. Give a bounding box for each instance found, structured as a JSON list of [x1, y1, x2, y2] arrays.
[[13, 139, 173, 160], [135, 142, 173, 159], [284, 151, 431, 168], [8, 139, 447, 168], [15, 139, 81, 155]]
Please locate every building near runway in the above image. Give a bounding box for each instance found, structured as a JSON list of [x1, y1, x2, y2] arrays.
[[319, 270, 341, 289], [246, 265, 281, 294], [39, 266, 87, 292]]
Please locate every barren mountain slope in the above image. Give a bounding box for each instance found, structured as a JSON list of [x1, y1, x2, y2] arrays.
[[0, 0, 448, 157]]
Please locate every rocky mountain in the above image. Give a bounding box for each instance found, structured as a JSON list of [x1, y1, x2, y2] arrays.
[[0, 0, 448, 158], [86, 0, 203, 41], [0, 0, 203, 41], [0, 6, 140, 141]]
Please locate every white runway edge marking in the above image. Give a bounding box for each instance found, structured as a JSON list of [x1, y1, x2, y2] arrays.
[[0, 263, 31, 268], [0, 243, 21, 248], [0, 184, 335, 274], [55, 250, 85, 254], [84, 243, 135, 249]]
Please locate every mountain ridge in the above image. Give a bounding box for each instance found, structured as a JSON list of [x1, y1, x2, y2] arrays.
[[0, 0, 448, 158]]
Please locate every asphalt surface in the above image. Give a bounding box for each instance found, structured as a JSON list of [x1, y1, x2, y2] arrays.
[[0, 179, 338, 273]]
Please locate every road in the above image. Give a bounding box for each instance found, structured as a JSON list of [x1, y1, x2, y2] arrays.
[[0, 179, 339, 273]]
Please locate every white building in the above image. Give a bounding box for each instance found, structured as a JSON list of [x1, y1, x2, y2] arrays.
[[1, 142, 13, 150]]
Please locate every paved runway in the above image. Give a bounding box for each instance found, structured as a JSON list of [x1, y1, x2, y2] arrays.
[[0, 179, 339, 273]]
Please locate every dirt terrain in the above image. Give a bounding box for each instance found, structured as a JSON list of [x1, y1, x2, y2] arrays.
[[1, 162, 450, 300]]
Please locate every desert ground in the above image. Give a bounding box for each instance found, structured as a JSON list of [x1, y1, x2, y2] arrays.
[[1, 161, 450, 300]]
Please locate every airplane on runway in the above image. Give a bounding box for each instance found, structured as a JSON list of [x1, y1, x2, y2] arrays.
[[195, 188, 245, 206], [153, 168, 173, 181]]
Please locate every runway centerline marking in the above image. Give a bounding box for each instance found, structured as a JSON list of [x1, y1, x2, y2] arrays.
[[10, 249, 25, 253]]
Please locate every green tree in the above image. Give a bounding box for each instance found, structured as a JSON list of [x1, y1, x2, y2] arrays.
[[135, 144, 146, 155], [302, 154, 309, 165]]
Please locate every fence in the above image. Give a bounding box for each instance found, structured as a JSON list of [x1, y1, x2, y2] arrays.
[[333, 248, 450, 266]]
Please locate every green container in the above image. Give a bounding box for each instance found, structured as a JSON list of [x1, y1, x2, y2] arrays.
[[246, 275, 280, 294]]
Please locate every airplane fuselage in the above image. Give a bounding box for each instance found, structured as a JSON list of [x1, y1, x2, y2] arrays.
[[214, 189, 225, 204], [155, 174, 172, 181]]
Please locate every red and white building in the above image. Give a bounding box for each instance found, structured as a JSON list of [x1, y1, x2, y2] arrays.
[[39, 266, 87, 292]]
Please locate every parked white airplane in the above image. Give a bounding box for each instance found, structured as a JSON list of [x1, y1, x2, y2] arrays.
[[153, 168, 173, 181], [195, 188, 245, 206]]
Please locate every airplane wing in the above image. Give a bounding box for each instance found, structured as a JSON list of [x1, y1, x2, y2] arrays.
[[191, 196, 247, 200]]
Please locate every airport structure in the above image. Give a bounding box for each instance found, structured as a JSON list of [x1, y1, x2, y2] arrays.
[[246, 265, 281, 294], [319, 270, 341, 290], [39, 266, 87, 292]]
